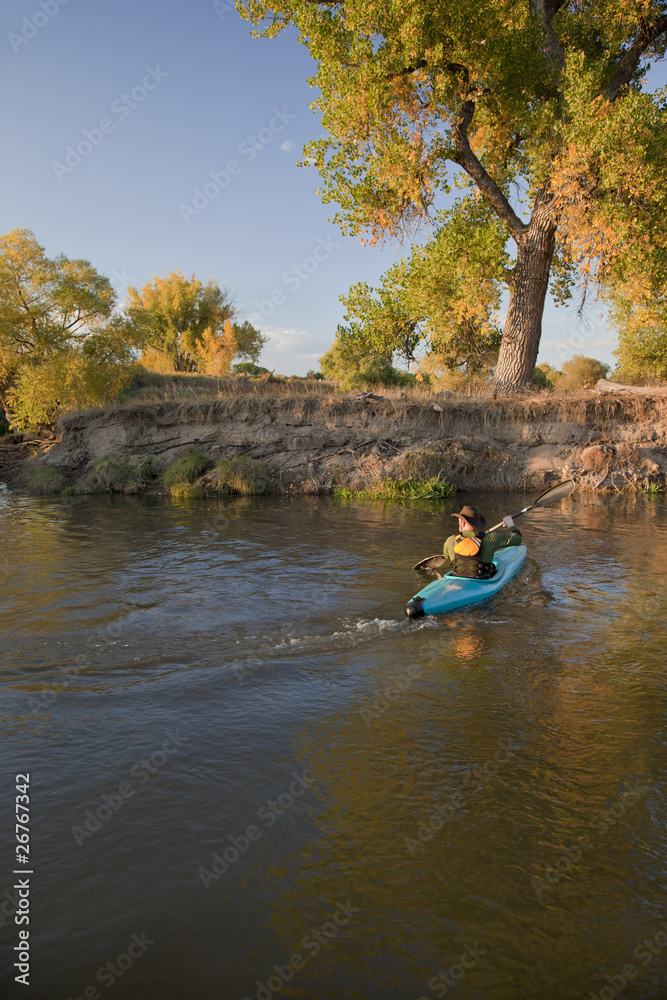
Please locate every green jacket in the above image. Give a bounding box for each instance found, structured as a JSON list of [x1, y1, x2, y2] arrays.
[[444, 527, 522, 565]]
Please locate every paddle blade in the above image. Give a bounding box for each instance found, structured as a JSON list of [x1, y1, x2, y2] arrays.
[[531, 479, 576, 508], [412, 554, 448, 572]]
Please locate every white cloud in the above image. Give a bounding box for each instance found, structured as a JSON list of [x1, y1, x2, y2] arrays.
[[251, 325, 331, 375], [280, 141, 294, 152]]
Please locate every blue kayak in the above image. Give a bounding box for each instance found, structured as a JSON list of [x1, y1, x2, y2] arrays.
[[404, 545, 527, 618]]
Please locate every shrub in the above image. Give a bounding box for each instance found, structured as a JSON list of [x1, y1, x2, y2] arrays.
[[6, 350, 135, 431], [532, 366, 552, 389], [82, 455, 151, 494], [210, 457, 271, 494], [162, 449, 212, 491], [559, 355, 610, 391], [24, 464, 67, 494], [320, 339, 416, 390], [233, 362, 271, 375]]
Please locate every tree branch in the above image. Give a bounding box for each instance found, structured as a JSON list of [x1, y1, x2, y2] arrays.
[[392, 58, 470, 84], [451, 101, 527, 242], [530, 0, 567, 68], [604, 13, 667, 101]]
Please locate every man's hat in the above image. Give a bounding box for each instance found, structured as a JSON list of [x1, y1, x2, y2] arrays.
[[451, 505, 486, 530]]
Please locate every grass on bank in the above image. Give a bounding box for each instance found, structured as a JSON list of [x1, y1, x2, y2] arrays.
[[23, 464, 67, 494], [162, 449, 212, 497], [334, 475, 456, 501], [209, 457, 271, 495], [161, 450, 272, 496], [83, 455, 155, 494]]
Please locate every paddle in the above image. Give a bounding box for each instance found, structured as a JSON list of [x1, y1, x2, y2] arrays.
[[412, 479, 576, 571]]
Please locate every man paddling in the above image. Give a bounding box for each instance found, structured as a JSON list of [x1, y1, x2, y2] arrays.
[[443, 505, 522, 579]]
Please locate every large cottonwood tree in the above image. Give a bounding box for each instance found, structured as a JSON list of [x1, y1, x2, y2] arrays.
[[242, 0, 667, 389]]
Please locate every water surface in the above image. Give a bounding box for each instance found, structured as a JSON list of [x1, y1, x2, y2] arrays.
[[0, 489, 666, 1000]]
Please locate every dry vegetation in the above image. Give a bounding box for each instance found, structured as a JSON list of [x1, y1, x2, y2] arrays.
[[4, 375, 666, 497]]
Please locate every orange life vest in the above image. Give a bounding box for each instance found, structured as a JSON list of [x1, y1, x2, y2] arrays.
[[452, 531, 495, 579]]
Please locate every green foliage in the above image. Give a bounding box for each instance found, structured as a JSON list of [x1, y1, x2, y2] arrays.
[[0, 229, 138, 430], [232, 321, 267, 365], [536, 362, 562, 389], [320, 338, 415, 390], [83, 455, 153, 494], [334, 475, 455, 501], [125, 273, 267, 376], [125, 272, 234, 373], [6, 348, 136, 431], [333, 198, 506, 383], [531, 366, 553, 390], [233, 362, 271, 375], [24, 464, 67, 494], [162, 449, 212, 490], [306, 370, 324, 380], [559, 355, 610, 390], [612, 296, 667, 383], [210, 457, 271, 494], [0, 228, 116, 367], [239, 0, 667, 388]]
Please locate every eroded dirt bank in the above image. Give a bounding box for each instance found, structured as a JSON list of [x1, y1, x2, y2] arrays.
[[3, 392, 667, 493]]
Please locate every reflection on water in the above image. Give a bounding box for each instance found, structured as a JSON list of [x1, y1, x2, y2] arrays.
[[0, 489, 666, 999]]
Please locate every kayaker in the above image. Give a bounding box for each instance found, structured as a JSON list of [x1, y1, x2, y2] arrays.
[[443, 505, 522, 579]]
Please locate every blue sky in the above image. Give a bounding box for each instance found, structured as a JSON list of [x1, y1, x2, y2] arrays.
[[1, 0, 665, 374]]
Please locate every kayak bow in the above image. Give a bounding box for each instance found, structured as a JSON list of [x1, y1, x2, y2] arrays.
[[404, 545, 527, 618]]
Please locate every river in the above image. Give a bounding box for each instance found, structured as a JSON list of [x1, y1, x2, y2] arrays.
[[0, 488, 666, 1000]]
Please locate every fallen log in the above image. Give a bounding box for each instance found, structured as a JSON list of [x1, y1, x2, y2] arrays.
[[595, 379, 667, 396]]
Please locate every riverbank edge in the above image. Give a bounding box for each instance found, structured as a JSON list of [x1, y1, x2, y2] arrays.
[[1, 391, 666, 496]]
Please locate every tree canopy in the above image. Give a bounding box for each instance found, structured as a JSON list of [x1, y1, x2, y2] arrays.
[[611, 287, 667, 381], [242, 0, 667, 389], [0, 229, 135, 429], [125, 271, 267, 375], [0, 228, 117, 367]]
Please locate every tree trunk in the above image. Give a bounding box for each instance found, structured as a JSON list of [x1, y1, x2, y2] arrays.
[[494, 193, 556, 392]]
